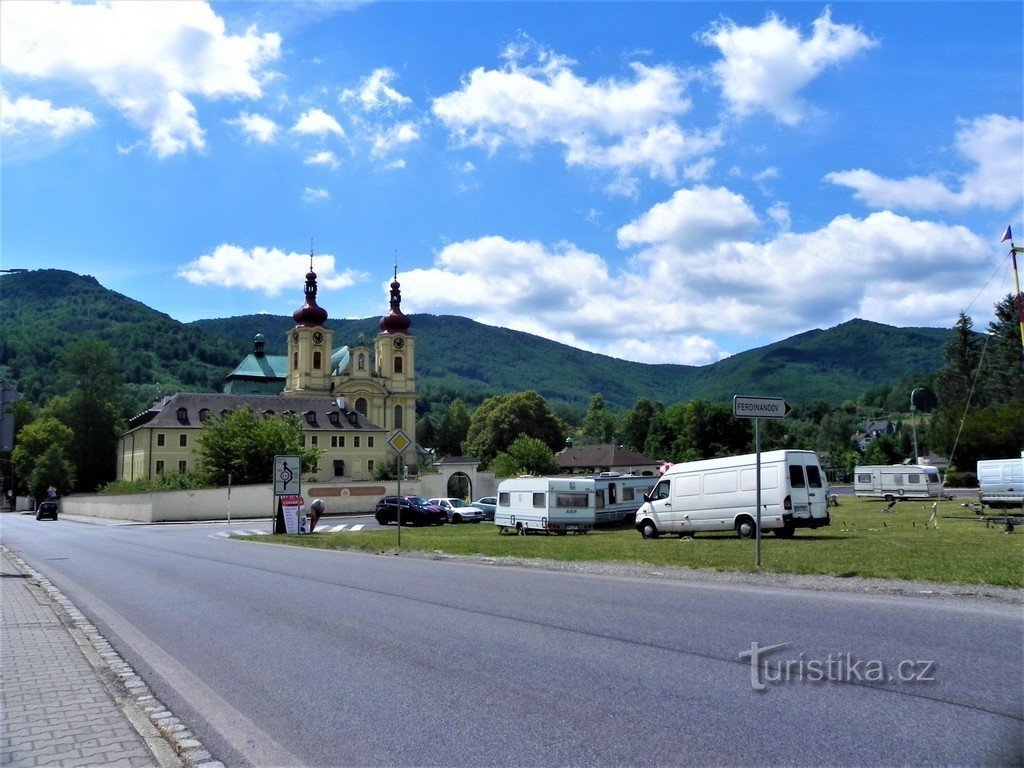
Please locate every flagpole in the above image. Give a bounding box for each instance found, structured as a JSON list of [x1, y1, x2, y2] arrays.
[[1005, 226, 1024, 357]]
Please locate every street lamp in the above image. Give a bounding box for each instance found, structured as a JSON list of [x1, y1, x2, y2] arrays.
[[910, 388, 923, 464]]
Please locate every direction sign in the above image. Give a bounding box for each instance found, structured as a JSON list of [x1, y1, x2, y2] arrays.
[[273, 455, 301, 496], [732, 395, 790, 420], [388, 429, 411, 455]]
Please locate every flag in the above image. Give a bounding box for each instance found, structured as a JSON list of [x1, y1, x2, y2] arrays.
[[1001, 225, 1013, 243]]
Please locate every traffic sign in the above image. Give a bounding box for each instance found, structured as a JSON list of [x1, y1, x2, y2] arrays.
[[273, 455, 301, 496], [732, 395, 790, 420], [388, 429, 411, 455]]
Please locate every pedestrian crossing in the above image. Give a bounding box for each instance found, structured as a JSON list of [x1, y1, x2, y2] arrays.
[[210, 523, 367, 539]]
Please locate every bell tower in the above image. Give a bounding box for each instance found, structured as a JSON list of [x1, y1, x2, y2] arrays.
[[284, 249, 334, 396], [375, 263, 416, 436]]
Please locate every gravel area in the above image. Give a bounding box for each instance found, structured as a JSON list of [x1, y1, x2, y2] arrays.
[[402, 550, 1024, 605]]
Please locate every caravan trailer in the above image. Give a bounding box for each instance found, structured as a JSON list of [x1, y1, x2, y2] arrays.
[[634, 450, 830, 539], [854, 464, 942, 501], [977, 456, 1024, 508], [495, 474, 655, 535]]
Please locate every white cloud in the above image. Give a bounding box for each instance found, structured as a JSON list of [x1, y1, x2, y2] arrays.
[[340, 67, 412, 111], [700, 9, 876, 125], [432, 38, 718, 188], [302, 187, 330, 202], [826, 114, 1024, 211], [290, 108, 345, 138], [177, 244, 364, 295], [0, 92, 96, 138], [304, 151, 340, 169], [617, 186, 760, 251], [0, 1, 280, 157], [227, 112, 279, 143], [370, 121, 420, 159]]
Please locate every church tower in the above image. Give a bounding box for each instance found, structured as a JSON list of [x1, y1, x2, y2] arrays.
[[284, 251, 334, 396], [375, 266, 416, 440]]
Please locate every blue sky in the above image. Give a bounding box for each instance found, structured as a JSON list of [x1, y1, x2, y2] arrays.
[[2, 1, 1022, 365]]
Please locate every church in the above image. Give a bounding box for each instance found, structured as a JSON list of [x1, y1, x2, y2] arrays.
[[116, 258, 418, 483]]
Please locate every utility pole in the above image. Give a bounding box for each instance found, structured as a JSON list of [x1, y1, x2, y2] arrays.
[[910, 387, 922, 464]]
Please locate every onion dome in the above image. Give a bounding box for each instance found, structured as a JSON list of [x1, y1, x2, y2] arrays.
[[293, 267, 328, 327], [379, 277, 411, 333]]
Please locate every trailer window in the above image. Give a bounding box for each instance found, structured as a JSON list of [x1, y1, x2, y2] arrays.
[[806, 465, 823, 488], [595, 491, 605, 509], [789, 465, 806, 488], [623, 487, 636, 501], [856, 473, 872, 484], [498, 493, 510, 506], [555, 493, 588, 508], [533, 493, 545, 508], [908, 474, 921, 484]]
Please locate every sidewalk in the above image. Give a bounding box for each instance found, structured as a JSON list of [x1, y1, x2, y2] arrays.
[[1, 548, 220, 768]]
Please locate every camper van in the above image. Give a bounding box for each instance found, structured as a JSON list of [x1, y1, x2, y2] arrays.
[[853, 464, 942, 501], [495, 474, 655, 534], [634, 450, 830, 539], [977, 456, 1024, 508]]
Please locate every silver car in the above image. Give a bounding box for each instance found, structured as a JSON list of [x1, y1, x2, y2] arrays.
[[427, 498, 484, 524], [470, 497, 497, 521]]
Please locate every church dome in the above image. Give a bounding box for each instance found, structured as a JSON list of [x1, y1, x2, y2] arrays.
[[293, 269, 328, 327], [379, 278, 411, 333]]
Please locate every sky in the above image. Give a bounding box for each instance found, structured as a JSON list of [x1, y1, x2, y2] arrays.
[[1, 1, 1022, 366]]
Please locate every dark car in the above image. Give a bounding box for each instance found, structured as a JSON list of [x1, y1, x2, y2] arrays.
[[374, 495, 447, 526], [35, 501, 59, 521]]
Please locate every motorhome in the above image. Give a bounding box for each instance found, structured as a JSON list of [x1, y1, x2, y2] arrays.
[[495, 474, 655, 534], [977, 456, 1024, 508], [633, 450, 830, 539], [853, 464, 942, 501]]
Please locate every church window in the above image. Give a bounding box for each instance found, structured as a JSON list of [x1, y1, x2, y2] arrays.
[[394, 405, 404, 429], [313, 351, 322, 369], [394, 355, 403, 374], [355, 398, 368, 416], [293, 352, 298, 368], [358, 353, 365, 370]]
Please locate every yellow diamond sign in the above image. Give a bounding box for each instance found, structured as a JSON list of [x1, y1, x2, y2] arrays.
[[388, 429, 411, 455]]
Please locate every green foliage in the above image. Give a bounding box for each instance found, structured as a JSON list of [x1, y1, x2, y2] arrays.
[[580, 394, 616, 443], [100, 473, 210, 495], [616, 397, 663, 452], [490, 436, 559, 478], [435, 400, 471, 457], [194, 408, 321, 485], [372, 461, 399, 481], [463, 391, 566, 466], [11, 417, 76, 500], [862, 435, 903, 464], [658, 399, 751, 462]]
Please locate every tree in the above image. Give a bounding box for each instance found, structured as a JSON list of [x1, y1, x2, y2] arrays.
[[416, 415, 437, 449], [435, 400, 470, 457], [463, 391, 565, 466], [490, 436, 559, 478], [43, 392, 123, 493], [617, 397, 663, 453], [981, 294, 1024, 406], [11, 417, 76, 500], [581, 394, 616, 443], [936, 311, 981, 409], [195, 408, 321, 486], [862, 434, 903, 465]]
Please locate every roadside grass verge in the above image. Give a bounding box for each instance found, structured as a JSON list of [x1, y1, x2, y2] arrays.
[[261, 497, 1023, 587]]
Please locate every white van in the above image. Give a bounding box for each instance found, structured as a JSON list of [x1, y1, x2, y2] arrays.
[[634, 450, 830, 539], [977, 456, 1024, 508], [853, 464, 942, 501]]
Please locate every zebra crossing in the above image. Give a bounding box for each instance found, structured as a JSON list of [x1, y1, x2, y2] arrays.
[[210, 523, 367, 539]]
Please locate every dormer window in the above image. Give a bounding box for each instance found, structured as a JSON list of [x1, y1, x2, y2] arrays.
[[329, 412, 340, 426], [176, 407, 188, 423], [199, 408, 211, 422], [305, 411, 317, 425], [263, 409, 274, 418]]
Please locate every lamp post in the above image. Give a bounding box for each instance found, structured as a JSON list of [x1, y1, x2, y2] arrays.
[[910, 388, 923, 464]]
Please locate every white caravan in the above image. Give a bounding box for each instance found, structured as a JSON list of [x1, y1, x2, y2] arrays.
[[977, 455, 1024, 508], [634, 450, 831, 539], [495, 475, 655, 534], [853, 464, 942, 501]]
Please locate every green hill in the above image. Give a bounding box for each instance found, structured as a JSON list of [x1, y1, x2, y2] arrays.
[[1, 269, 951, 412]]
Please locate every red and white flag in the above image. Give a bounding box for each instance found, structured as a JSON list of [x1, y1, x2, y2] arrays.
[[1001, 225, 1013, 242]]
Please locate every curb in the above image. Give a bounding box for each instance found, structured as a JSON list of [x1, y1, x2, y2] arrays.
[[1, 546, 224, 768]]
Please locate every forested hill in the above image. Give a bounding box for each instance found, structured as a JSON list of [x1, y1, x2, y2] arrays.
[[1, 269, 951, 411]]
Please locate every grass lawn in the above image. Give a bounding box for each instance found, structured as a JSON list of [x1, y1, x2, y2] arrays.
[[263, 496, 1024, 587]]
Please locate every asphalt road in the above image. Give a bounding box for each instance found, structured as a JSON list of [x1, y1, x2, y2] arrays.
[[2, 513, 1020, 767]]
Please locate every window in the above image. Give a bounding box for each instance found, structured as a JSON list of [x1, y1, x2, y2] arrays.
[[394, 404, 403, 429], [354, 436, 361, 448], [555, 493, 588, 508], [857, 473, 872, 484], [300, 436, 305, 447], [178, 460, 187, 474], [199, 408, 211, 422], [176, 407, 188, 422], [305, 411, 317, 425], [179, 434, 187, 447], [498, 492, 510, 506], [596, 490, 606, 509], [358, 353, 365, 370], [532, 492, 545, 508], [333, 460, 345, 477], [394, 355, 403, 374], [155, 461, 164, 474], [329, 412, 340, 426], [263, 410, 275, 417], [157, 433, 165, 447], [908, 474, 921, 484], [788, 465, 807, 488], [355, 398, 368, 416], [368, 460, 375, 473], [311, 436, 318, 446], [333, 436, 345, 448], [806, 465, 823, 488], [650, 480, 670, 500], [293, 352, 298, 368]]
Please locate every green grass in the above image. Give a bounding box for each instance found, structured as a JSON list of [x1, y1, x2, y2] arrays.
[[264, 497, 1024, 587]]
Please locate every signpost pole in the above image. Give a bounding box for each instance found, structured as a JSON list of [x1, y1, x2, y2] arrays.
[[396, 454, 402, 547], [754, 418, 761, 569]]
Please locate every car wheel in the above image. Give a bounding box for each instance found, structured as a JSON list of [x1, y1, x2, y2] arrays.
[[452, 513, 462, 524], [516, 523, 527, 536], [640, 520, 659, 539], [736, 517, 756, 539]]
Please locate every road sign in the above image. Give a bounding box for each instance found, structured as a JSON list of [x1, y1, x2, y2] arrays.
[[388, 429, 411, 455], [273, 455, 301, 496], [732, 395, 790, 420]]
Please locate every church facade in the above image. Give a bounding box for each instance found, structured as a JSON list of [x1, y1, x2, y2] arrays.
[[116, 261, 418, 483]]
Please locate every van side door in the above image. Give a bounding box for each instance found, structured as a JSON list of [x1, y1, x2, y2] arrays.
[[646, 478, 672, 526]]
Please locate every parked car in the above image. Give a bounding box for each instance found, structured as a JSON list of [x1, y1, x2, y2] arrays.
[[374, 496, 446, 527], [427, 498, 484, 524], [35, 500, 59, 521], [470, 497, 497, 521]]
